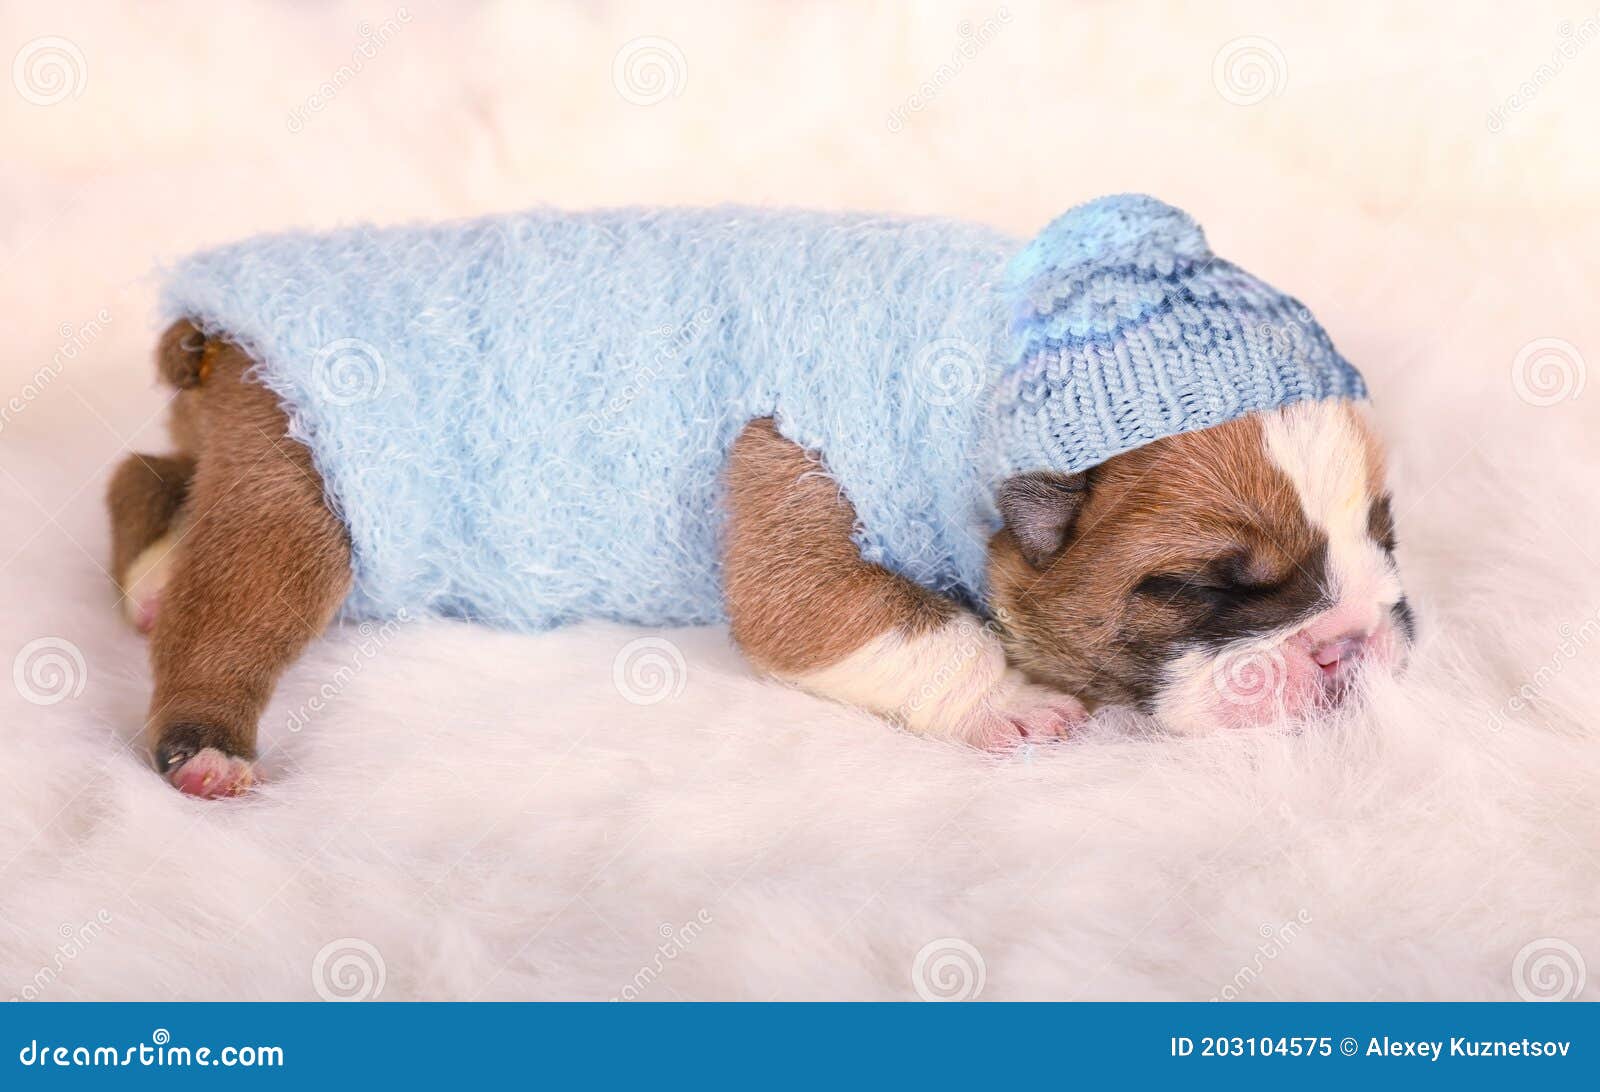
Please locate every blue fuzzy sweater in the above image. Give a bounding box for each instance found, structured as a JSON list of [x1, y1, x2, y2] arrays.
[[160, 197, 1362, 630]]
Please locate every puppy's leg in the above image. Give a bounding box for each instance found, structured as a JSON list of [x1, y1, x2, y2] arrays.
[[107, 453, 195, 633], [724, 418, 1084, 748], [146, 338, 351, 797]]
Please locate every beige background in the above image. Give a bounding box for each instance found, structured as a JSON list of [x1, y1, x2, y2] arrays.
[[0, 1, 1596, 1000]]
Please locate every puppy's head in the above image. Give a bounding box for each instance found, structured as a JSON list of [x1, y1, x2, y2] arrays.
[[988, 398, 1412, 732]]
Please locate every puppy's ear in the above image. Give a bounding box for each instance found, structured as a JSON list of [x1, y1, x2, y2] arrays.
[[997, 471, 1088, 569]]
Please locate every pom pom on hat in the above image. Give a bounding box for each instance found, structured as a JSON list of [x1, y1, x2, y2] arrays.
[[995, 193, 1366, 478], [1009, 193, 1213, 311]]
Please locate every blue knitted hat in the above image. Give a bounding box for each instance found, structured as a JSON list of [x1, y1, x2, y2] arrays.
[[994, 194, 1365, 477]]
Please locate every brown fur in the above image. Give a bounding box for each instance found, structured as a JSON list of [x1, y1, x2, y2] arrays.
[[988, 414, 1323, 709], [722, 417, 953, 675], [135, 325, 352, 771], [107, 452, 194, 588]]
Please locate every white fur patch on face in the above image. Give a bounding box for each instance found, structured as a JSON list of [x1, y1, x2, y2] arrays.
[[1260, 400, 1402, 630], [1155, 638, 1318, 733], [1153, 400, 1405, 733]]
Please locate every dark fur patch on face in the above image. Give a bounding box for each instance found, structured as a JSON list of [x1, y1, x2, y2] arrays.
[[1129, 539, 1330, 652], [1368, 493, 1397, 554], [988, 404, 1400, 712], [1391, 595, 1416, 643]]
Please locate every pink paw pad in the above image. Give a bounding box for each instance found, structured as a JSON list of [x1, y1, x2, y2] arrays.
[[970, 684, 1088, 751], [1006, 701, 1084, 741], [131, 591, 161, 634], [166, 747, 255, 799]]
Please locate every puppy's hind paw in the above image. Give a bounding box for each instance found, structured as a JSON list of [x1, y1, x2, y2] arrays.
[[156, 727, 255, 799]]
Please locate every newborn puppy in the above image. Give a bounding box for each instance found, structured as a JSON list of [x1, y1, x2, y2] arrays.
[[108, 196, 1411, 797], [727, 399, 1410, 751]]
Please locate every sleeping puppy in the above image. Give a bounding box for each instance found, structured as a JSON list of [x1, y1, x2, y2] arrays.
[[107, 196, 1413, 797], [732, 400, 1412, 748]]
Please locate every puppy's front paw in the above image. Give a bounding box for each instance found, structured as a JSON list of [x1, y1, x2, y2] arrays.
[[966, 673, 1087, 750], [155, 725, 255, 799]]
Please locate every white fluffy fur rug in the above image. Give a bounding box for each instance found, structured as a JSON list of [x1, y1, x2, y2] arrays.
[[2, 0, 1597, 1001]]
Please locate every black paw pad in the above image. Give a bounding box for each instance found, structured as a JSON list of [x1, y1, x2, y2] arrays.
[[154, 722, 229, 773]]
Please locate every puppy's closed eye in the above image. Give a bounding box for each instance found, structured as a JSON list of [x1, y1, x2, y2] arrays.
[[1131, 570, 1281, 607], [1132, 549, 1288, 604]]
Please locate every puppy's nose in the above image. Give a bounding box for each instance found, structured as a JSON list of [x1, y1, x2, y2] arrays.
[[1311, 632, 1369, 674]]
